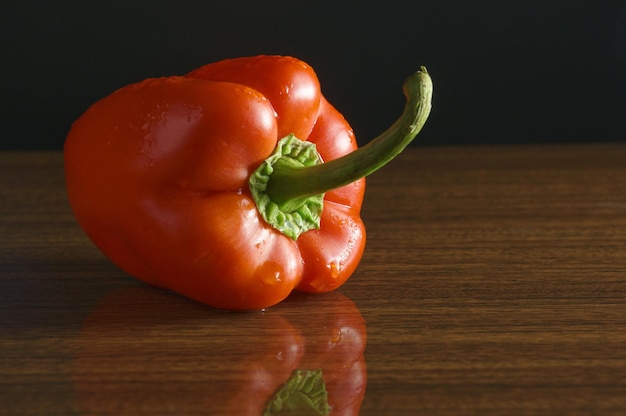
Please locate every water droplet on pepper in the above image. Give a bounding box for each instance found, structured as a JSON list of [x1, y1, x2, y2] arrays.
[[328, 262, 341, 279], [258, 261, 283, 286]]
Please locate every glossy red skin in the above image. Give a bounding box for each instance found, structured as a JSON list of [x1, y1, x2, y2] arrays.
[[65, 56, 366, 310]]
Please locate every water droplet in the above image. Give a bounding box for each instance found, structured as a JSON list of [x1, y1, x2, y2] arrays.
[[259, 262, 283, 286], [328, 262, 341, 279], [263, 271, 281, 286], [330, 327, 342, 344]]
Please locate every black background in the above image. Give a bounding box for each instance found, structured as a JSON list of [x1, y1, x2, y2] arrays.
[[3, 0, 626, 150]]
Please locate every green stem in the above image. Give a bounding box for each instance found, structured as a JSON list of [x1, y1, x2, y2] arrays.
[[266, 67, 433, 211], [248, 67, 433, 240]]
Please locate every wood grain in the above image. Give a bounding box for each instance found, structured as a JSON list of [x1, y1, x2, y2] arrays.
[[1, 144, 625, 415]]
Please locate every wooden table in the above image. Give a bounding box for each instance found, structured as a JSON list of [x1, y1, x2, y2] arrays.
[[1, 144, 625, 415]]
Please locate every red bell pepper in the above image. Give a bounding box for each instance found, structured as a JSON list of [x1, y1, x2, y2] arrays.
[[64, 55, 432, 310]]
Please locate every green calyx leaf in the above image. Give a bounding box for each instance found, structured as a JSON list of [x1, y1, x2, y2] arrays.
[[249, 134, 324, 240], [264, 369, 331, 416]]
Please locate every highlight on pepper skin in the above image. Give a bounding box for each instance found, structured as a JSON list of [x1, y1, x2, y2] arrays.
[[72, 286, 367, 415], [64, 55, 432, 310]]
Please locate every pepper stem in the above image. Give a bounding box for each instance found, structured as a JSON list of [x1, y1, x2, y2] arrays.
[[249, 67, 433, 240], [267, 67, 433, 209]]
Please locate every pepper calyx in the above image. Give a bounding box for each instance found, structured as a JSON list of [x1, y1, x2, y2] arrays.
[[263, 369, 331, 416], [249, 134, 324, 240]]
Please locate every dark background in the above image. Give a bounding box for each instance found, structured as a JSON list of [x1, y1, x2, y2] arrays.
[[3, 0, 625, 150]]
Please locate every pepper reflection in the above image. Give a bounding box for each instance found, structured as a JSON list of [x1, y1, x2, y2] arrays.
[[72, 285, 366, 415]]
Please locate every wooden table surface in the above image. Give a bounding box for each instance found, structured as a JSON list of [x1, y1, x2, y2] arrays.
[[1, 144, 625, 415]]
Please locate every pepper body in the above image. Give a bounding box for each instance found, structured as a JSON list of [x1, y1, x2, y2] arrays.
[[65, 56, 366, 310]]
